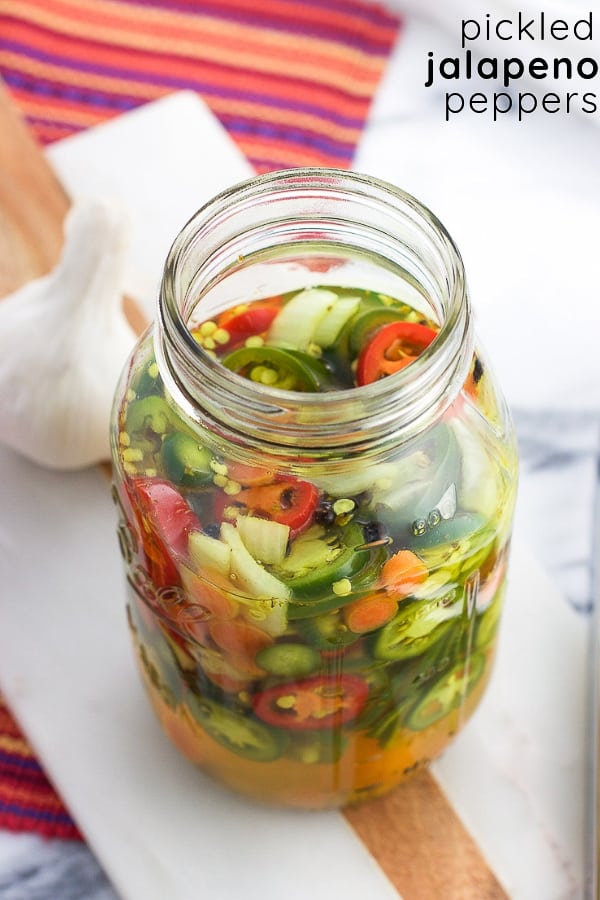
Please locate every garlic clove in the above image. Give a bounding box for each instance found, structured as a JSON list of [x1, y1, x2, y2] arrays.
[[0, 198, 141, 469]]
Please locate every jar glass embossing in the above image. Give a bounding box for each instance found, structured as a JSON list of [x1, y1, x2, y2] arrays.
[[110, 169, 517, 809]]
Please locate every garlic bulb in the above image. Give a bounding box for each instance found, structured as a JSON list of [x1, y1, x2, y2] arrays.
[[0, 198, 140, 469]]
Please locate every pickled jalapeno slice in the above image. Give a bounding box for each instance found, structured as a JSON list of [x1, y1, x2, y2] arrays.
[[219, 478, 320, 538], [213, 301, 281, 350], [125, 395, 177, 436], [222, 346, 331, 391], [187, 695, 283, 762], [275, 523, 367, 599], [356, 321, 437, 385], [373, 596, 459, 662], [406, 654, 485, 731], [160, 433, 213, 488], [253, 675, 369, 731], [255, 643, 321, 679]]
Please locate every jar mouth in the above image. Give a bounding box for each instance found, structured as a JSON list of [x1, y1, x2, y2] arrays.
[[156, 168, 472, 461]]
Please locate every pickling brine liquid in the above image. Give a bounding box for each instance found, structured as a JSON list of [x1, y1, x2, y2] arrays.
[[112, 283, 517, 808]]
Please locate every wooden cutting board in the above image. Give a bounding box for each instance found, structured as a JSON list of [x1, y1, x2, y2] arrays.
[[0, 82, 507, 900]]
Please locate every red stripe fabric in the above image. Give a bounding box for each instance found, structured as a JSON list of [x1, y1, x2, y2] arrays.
[[0, 0, 401, 838], [0, 0, 400, 172], [0, 696, 81, 839]]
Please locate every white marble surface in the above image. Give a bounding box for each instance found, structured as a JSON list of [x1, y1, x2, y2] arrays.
[[1, 7, 600, 899]]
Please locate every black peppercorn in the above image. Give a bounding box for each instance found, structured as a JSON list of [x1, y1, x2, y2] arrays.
[[314, 500, 336, 526]]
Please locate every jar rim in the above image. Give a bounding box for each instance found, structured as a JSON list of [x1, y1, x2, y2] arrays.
[[156, 167, 473, 460]]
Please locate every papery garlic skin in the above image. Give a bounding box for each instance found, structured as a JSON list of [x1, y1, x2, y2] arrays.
[[0, 199, 140, 469]]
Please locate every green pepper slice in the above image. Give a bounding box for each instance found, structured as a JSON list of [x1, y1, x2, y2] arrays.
[[274, 524, 363, 594], [126, 395, 177, 436], [135, 358, 162, 399], [406, 653, 485, 731], [135, 638, 185, 709], [373, 591, 463, 661], [222, 346, 331, 392], [408, 513, 486, 551], [160, 432, 213, 488], [274, 524, 383, 618], [186, 695, 283, 762], [255, 643, 321, 678]]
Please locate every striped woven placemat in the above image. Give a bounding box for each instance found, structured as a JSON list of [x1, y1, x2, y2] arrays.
[[0, 0, 399, 169], [0, 695, 81, 838], [0, 0, 400, 838]]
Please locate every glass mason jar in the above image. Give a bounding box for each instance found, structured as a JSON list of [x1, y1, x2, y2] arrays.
[[110, 169, 517, 809]]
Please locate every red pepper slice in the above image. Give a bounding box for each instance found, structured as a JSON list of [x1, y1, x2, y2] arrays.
[[253, 674, 368, 730], [218, 477, 320, 538], [128, 478, 201, 587], [356, 321, 437, 386], [216, 301, 281, 351]]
